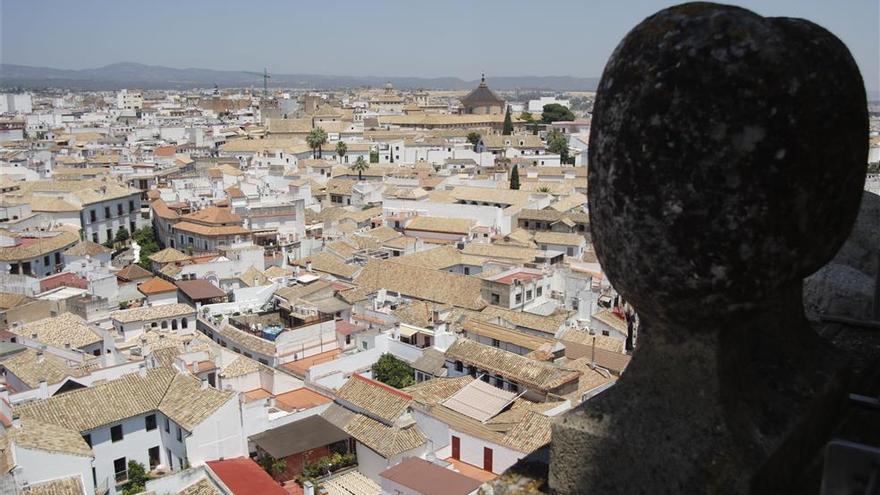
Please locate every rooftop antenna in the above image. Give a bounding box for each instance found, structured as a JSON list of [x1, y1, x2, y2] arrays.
[[243, 68, 271, 100]]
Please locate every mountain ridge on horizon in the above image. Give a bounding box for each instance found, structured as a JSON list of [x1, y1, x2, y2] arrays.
[[0, 62, 601, 92]]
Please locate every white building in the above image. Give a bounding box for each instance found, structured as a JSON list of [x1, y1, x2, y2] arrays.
[[117, 89, 144, 110]]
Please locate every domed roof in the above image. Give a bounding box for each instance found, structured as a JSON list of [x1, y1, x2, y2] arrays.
[[460, 74, 504, 107]]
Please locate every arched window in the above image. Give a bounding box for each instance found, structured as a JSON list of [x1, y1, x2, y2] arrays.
[[181, 318, 188, 329], [171, 319, 178, 330]]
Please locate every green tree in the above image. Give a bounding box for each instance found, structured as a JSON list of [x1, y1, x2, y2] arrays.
[[369, 150, 379, 163], [519, 111, 533, 122], [509, 164, 520, 190], [335, 141, 347, 163], [466, 132, 481, 151], [541, 103, 575, 124], [306, 127, 328, 158], [547, 129, 572, 164], [371, 354, 415, 389], [133, 226, 160, 270], [350, 156, 370, 181], [502, 106, 513, 135], [114, 226, 130, 244], [122, 460, 148, 495]]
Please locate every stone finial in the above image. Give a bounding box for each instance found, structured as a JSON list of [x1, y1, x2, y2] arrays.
[[551, 3, 867, 494]]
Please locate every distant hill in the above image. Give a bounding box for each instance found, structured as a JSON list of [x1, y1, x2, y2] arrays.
[[0, 62, 600, 91]]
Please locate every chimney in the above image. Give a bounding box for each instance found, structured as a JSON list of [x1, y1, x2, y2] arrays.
[[201, 379, 209, 390], [35, 349, 44, 363], [303, 481, 315, 495], [306, 261, 312, 272], [11, 412, 20, 428], [138, 365, 147, 378]]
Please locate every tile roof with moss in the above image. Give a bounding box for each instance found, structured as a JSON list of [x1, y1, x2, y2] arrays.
[[15, 367, 234, 433], [13, 313, 102, 349]]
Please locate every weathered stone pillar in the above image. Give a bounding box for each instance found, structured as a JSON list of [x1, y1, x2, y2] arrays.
[[550, 3, 868, 493]]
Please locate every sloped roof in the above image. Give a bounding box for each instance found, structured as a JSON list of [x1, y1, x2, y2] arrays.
[[182, 206, 242, 225], [15, 367, 233, 433], [64, 240, 112, 257], [446, 338, 580, 391], [460, 78, 504, 107], [149, 247, 190, 263], [138, 276, 178, 295], [13, 313, 101, 349], [336, 374, 411, 424], [116, 263, 153, 282], [353, 260, 486, 310]]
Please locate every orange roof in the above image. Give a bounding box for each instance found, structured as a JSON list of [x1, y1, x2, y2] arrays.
[[280, 349, 341, 376], [182, 206, 242, 225], [171, 221, 251, 237], [138, 276, 178, 295], [225, 185, 246, 199], [244, 388, 272, 403], [274, 388, 332, 411], [154, 145, 177, 157], [116, 264, 153, 282]]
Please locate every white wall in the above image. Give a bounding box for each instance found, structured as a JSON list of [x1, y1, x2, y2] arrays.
[[13, 447, 94, 495], [186, 397, 247, 465]]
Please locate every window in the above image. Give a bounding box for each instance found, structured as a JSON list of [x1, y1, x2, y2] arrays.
[[104, 206, 111, 219], [129, 200, 135, 212], [149, 446, 160, 469], [44, 255, 50, 266], [106, 228, 113, 241], [111, 424, 123, 442], [171, 319, 178, 330], [176, 426, 182, 442], [515, 293, 522, 304], [130, 221, 136, 233], [567, 247, 574, 256], [536, 286, 543, 297], [82, 434, 92, 447], [526, 289, 533, 300], [161, 320, 168, 329], [510, 382, 519, 393], [523, 220, 529, 228], [181, 318, 188, 329], [90, 210, 97, 222], [167, 448, 173, 469], [145, 414, 157, 431], [454, 360, 463, 372], [491, 293, 500, 305], [492, 339, 500, 348], [92, 233, 99, 243], [117, 204, 124, 216], [114, 457, 128, 483], [55, 252, 61, 264], [464, 267, 470, 275], [164, 417, 170, 433]]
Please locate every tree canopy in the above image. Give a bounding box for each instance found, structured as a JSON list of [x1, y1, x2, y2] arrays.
[[306, 127, 328, 158], [335, 141, 347, 162], [510, 164, 520, 190], [133, 226, 159, 269], [547, 129, 573, 164], [371, 353, 415, 389], [466, 131, 481, 151], [502, 107, 513, 135], [541, 103, 575, 124], [350, 156, 370, 181]]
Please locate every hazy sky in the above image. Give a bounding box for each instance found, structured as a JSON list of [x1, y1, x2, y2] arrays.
[[1, 0, 877, 89]]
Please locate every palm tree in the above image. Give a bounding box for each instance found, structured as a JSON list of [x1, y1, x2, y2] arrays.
[[350, 156, 369, 182], [306, 127, 328, 158], [335, 141, 347, 163]]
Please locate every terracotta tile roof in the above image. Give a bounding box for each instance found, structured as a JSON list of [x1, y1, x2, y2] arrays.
[[182, 206, 242, 225], [0, 292, 33, 310], [404, 216, 477, 236], [219, 355, 266, 378], [336, 374, 412, 424], [10, 417, 92, 457], [14, 313, 101, 349], [172, 221, 251, 237], [291, 252, 359, 279], [15, 367, 234, 433], [217, 323, 276, 355], [0, 230, 79, 262], [591, 309, 628, 334], [64, 240, 112, 257], [533, 231, 587, 246], [343, 413, 426, 458], [138, 276, 178, 295], [404, 376, 474, 407], [478, 305, 571, 335], [354, 260, 486, 310], [274, 387, 333, 411], [446, 338, 580, 391], [110, 303, 195, 323], [151, 198, 180, 220], [20, 475, 86, 494], [116, 263, 153, 282], [0, 348, 96, 388], [149, 247, 190, 263], [391, 245, 462, 270], [462, 318, 554, 352], [207, 457, 288, 495], [178, 478, 222, 495]]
